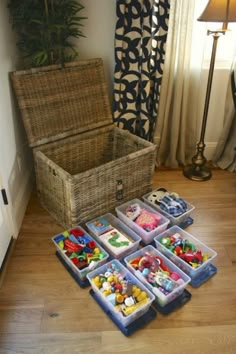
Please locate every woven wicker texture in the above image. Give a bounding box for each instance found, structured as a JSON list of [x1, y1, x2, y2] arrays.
[[11, 59, 111, 147], [34, 125, 156, 227], [11, 58, 157, 227]]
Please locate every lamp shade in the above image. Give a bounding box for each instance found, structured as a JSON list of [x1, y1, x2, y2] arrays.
[[198, 0, 236, 23]]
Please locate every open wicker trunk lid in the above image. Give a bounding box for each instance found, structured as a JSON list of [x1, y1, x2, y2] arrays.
[[11, 58, 112, 147], [11, 58, 157, 227]]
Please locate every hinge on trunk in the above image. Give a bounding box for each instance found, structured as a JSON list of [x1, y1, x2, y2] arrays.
[[1, 189, 8, 205]]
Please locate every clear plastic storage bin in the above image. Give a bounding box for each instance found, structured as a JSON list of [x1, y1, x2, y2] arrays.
[[52, 226, 109, 281], [115, 199, 169, 244], [86, 259, 155, 327], [143, 189, 195, 226], [154, 226, 217, 279], [86, 213, 141, 259], [124, 245, 191, 307]]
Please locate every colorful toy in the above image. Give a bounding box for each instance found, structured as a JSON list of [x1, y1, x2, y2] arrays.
[[154, 274, 177, 292], [135, 210, 161, 231], [125, 203, 142, 220], [138, 254, 159, 272], [128, 251, 184, 295], [99, 228, 133, 256], [125, 203, 161, 232], [160, 233, 210, 268], [147, 188, 188, 217], [91, 262, 150, 317], [86, 217, 113, 236], [54, 227, 106, 270]]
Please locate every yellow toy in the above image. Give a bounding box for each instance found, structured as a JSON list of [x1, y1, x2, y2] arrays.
[[93, 276, 101, 288], [121, 298, 149, 316]]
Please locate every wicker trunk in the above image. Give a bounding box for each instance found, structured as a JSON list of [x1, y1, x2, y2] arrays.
[[11, 58, 157, 227]]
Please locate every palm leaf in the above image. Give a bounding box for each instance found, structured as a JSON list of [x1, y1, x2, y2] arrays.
[[7, 0, 86, 67]]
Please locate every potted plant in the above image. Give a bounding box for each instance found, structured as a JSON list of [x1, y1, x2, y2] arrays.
[[8, 0, 86, 68]]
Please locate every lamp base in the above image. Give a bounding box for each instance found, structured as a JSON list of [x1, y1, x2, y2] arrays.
[[183, 164, 212, 181]]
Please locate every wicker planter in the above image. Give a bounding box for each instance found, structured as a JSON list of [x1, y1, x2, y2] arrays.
[[11, 58, 157, 227]]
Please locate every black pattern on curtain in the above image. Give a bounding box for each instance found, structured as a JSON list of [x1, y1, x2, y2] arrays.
[[113, 0, 170, 141]]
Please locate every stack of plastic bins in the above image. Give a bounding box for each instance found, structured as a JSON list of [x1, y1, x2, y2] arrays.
[[52, 226, 109, 283], [86, 259, 155, 329], [85, 213, 141, 260], [115, 199, 169, 245], [124, 245, 191, 309], [142, 190, 195, 226], [154, 226, 217, 287]]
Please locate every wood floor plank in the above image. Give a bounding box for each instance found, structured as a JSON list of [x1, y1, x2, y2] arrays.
[[225, 245, 236, 263], [40, 298, 116, 333], [101, 325, 236, 354], [0, 301, 44, 334], [0, 332, 102, 354], [0, 274, 87, 302]]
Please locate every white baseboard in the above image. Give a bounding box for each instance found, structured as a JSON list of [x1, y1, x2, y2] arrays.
[[12, 169, 33, 238]]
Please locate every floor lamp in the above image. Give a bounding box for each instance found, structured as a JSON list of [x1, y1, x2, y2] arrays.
[[183, 0, 236, 181]]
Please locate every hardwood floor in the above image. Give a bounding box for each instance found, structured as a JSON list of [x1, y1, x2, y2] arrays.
[[0, 168, 236, 354]]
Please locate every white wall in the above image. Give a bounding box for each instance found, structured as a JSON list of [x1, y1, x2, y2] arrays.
[[0, 0, 32, 237], [76, 0, 116, 94]]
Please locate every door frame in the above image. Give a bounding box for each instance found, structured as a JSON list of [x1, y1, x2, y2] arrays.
[[0, 172, 14, 269]]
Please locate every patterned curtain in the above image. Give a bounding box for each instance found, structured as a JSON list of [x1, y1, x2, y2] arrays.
[[113, 0, 170, 141]]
